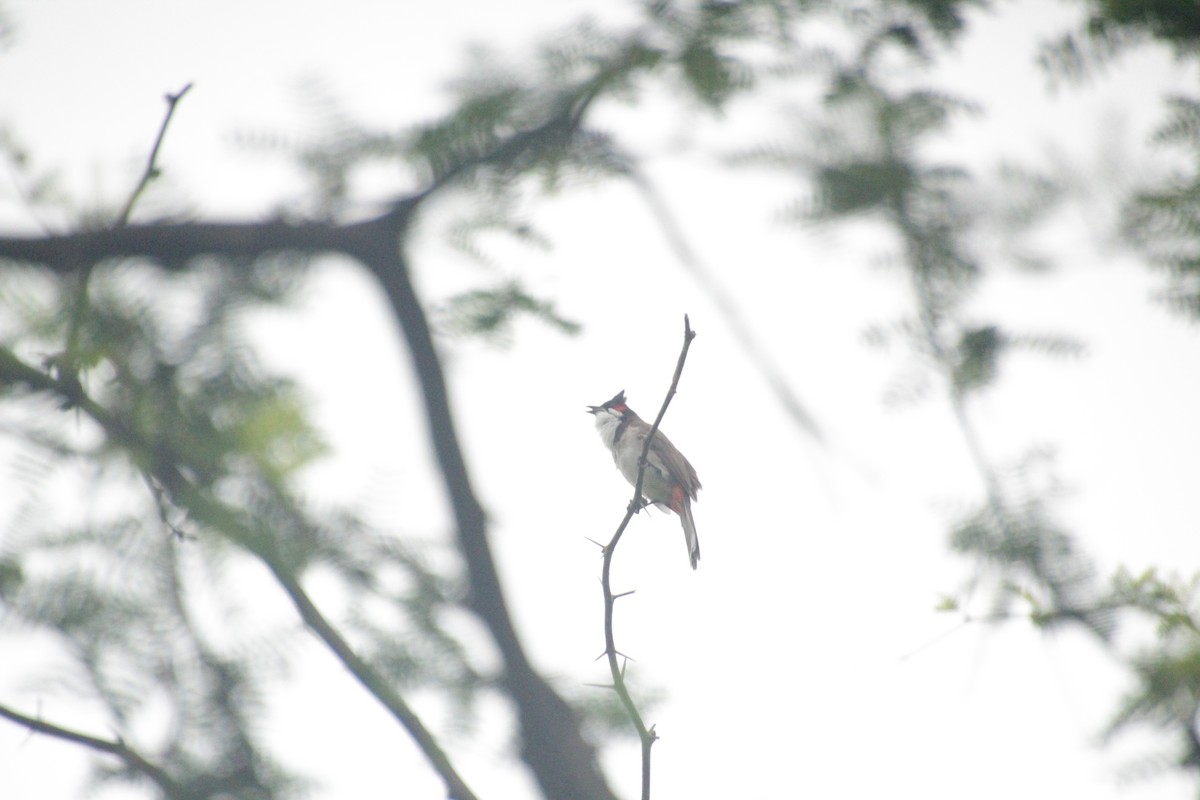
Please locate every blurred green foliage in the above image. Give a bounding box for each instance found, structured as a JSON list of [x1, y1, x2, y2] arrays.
[[0, 0, 1199, 796]]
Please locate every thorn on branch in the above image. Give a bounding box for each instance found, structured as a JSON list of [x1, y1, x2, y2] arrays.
[[165, 83, 193, 105], [593, 647, 636, 663]]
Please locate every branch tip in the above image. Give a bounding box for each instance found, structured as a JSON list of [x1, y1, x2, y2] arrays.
[[166, 82, 194, 104]]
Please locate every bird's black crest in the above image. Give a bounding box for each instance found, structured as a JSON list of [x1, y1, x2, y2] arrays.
[[605, 390, 626, 408]]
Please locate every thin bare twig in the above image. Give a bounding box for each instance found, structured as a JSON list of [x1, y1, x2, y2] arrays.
[[600, 314, 697, 800], [62, 82, 194, 387], [115, 83, 193, 227]]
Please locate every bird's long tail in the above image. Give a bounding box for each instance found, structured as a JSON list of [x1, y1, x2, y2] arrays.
[[679, 500, 700, 570]]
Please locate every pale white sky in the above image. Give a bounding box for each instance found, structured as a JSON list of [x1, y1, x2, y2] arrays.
[[2, 1, 1199, 799]]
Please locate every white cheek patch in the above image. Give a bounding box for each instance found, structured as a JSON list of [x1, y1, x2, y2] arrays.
[[593, 410, 622, 443]]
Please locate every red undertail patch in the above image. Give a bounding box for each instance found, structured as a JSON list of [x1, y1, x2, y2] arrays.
[[670, 484, 686, 513]]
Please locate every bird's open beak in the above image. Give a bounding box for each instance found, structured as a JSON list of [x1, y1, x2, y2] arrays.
[[586, 405, 601, 415]]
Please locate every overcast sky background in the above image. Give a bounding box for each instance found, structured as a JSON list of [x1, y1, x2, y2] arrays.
[[2, 1, 1200, 799]]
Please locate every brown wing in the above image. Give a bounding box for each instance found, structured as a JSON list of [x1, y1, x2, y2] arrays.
[[649, 428, 701, 499]]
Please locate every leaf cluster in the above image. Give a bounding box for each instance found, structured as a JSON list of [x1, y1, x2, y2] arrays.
[[1104, 569, 1200, 771], [1124, 97, 1200, 319], [948, 450, 1113, 639]]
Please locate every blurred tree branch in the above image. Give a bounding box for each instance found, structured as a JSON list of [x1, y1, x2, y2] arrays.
[[0, 702, 184, 799], [630, 170, 823, 442], [0, 89, 618, 800], [0, 344, 482, 800]]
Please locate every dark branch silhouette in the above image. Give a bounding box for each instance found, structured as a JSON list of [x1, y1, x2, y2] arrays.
[[347, 217, 615, 800]]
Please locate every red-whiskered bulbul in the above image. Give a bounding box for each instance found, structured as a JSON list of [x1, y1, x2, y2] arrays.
[[587, 390, 702, 569]]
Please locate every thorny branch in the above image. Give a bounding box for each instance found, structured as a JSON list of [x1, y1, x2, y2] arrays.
[[600, 314, 696, 800]]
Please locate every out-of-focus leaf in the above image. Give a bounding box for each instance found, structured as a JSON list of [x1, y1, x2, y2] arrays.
[[437, 280, 581, 345]]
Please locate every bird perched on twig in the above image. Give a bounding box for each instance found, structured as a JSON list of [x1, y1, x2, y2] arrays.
[[587, 390, 702, 569]]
